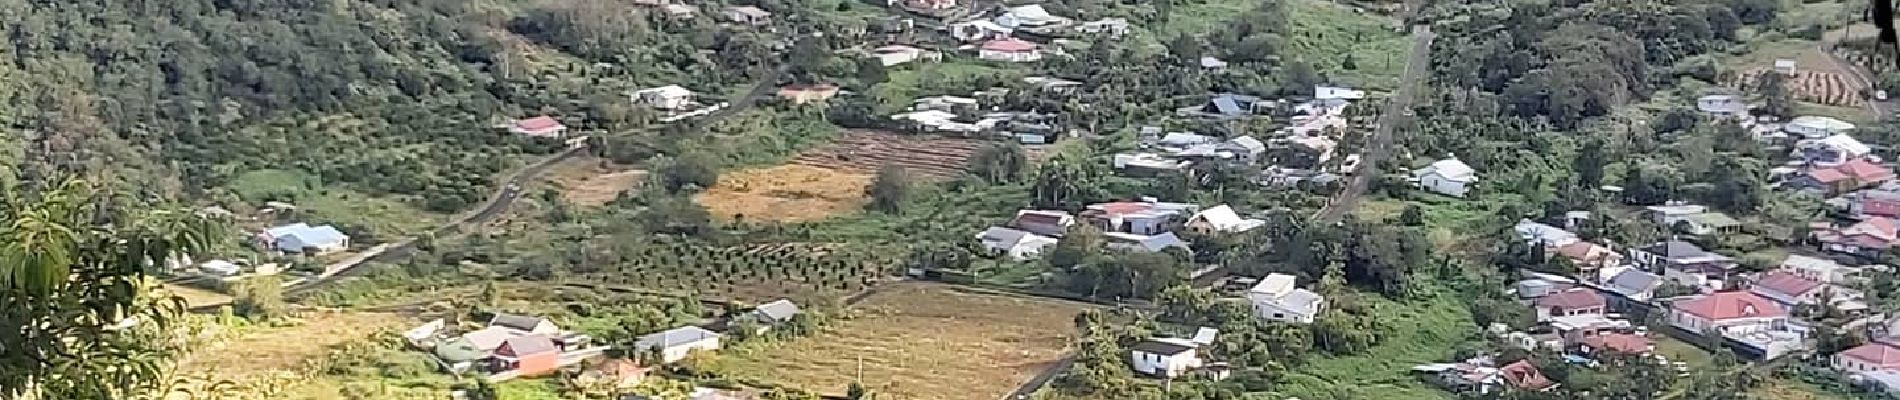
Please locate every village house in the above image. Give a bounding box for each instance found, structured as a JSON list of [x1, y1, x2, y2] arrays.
[[1083, 201, 1197, 235], [1787, 116, 1856, 139], [1778, 254, 1862, 285], [634, 326, 722, 364], [1247, 273, 1325, 323], [257, 223, 350, 255], [1185, 205, 1266, 233], [1674, 212, 1743, 236], [1534, 288, 1607, 321], [1113, 153, 1191, 176], [1255, 167, 1340, 189], [1129, 340, 1202, 378], [1178, 136, 1271, 164], [723, 6, 771, 25], [1794, 134, 1872, 166], [896, 0, 956, 10], [1199, 57, 1228, 69], [491, 313, 561, 335], [1076, 18, 1130, 37], [1837, 342, 1900, 373], [1792, 158, 1895, 194], [1697, 94, 1747, 118], [1105, 231, 1189, 253], [868, 45, 940, 67], [743, 299, 801, 332], [1847, 188, 1900, 219], [1645, 204, 1709, 226], [1598, 267, 1663, 305], [1667, 291, 1803, 358], [949, 20, 1012, 42], [993, 4, 1070, 29], [1553, 241, 1622, 273], [492, 335, 562, 377], [1414, 158, 1477, 198], [1749, 271, 1827, 308], [912, 95, 979, 113], [976, 226, 1059, 260], [508, 116, 568, 138], [1023, 76, 1083, 93], [1776, 59, 1799, 75], [1630, 240, 1736, 292], [978, 38, 1042, 63], [1812, 217, 1900, 258], [1514, 219, 1579, 248], [1178, 93, 1273, 120], [632, 85, 697, 110], [1008, 209, 1075, 237], [1414, 357, 1555, 394], [1575, 332, 1655, 356], [776, 84, 840, 105]]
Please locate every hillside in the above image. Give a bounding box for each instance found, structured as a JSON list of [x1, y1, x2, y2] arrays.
[[0, 0, 771, 217]]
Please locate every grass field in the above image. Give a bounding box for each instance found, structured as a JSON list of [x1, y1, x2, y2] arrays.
[[720, 283, 1089, 400], [694, 164, 873, 222], [297, 189, 445, 239], [1149, 0, 1409, 89], [177, 311, 410, 381], [870, 61, 1015, 114], [1269, 289, 1470, 400]]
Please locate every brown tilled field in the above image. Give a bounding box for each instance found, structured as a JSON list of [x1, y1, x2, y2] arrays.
[[719, 283, 1088, 400], [544, 157, 646, 207], [694, 164, 873, 222], [1734, 68, 1867, 108], [791, 130, 989, 179]]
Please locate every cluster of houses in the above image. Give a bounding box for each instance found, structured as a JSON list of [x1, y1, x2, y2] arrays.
[[1123, 273, 1328, 379], [975, 199, 1271, 260], [630, 85, 729, 122], [889, 90, 1065, 143], [407, 300, 802, 382], [1108, 86, 1363, 188]]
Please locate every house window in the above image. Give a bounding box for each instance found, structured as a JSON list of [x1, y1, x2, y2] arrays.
[[1274, 313, 1285, 319]]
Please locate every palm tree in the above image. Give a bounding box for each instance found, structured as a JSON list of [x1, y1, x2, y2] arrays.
[[4, 179, 224, 399]]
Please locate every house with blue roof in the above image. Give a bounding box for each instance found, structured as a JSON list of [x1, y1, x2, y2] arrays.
[[259, 223, 350, 254]]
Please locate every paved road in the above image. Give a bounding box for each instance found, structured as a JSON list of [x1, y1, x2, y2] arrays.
[[1312, 24, 1435, 223], [1820, 42, 1892, 117]]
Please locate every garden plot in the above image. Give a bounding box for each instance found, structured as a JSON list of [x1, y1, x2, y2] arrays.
[[694, 164, 873, 222], [721, 283, 1088, 400], [790, 130, 989, 180]]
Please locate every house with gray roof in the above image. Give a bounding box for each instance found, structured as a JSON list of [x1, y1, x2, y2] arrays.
[[490, 313, 560, 335], [1105, 231, 1189, 253], [1177, 93, 1273, 120], [634, 326, 722, 364], [259, 223, 350, 254], [750, 299, 801, 326]]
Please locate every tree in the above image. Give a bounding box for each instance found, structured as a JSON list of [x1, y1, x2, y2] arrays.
[[2, 179, 224, 399], [1047, 224, 1105, 271], [1755, 71, 1794, 117], [656, 152, 720, 194], [855, 59, 889, 86], [233, 274, 289, 321], [967, 142, 1030, 184], [1280, 60, 1321, 96], [866, 165, 911, 213]]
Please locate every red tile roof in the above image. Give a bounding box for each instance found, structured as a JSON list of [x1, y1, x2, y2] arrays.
[[1091, 202, 1153, 216], [1500, 360, 1554, 390], [981, 39, 1038, 52], [514, 116, 563, 131], [1580, 333, 1653, 354], [1672, 291, 1787, 321], [1554, 242, 1607, 262], [1840, 343, 1900, 369], [1752, 271, 1824, 297], [1811, 167, 1851, 183], [1011, 211, 1070, 227], [1534, 288, 1606, 309], [1844, 159, 1896, 183]]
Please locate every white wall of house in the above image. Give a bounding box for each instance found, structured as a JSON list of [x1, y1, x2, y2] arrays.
[[1130, 349, 1200, 377], [1419, 172, 1470, 197], [1251, 298, 1319, 323], [658, 337, 721, 363], [979, 49, 1042, 63]]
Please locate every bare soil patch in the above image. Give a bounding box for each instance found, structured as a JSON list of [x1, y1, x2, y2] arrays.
[[722, 283, 1087, 400], [694, 164, 872, 222], [545, 157, 646, 206]]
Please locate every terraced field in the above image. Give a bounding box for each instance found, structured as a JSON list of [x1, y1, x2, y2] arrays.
[[790, 130, 989, 179]]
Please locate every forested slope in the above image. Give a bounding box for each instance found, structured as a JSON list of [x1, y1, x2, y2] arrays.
[[0, 0, 773, 212]]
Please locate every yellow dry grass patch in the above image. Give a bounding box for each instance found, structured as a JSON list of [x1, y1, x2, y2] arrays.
[[724, 283, 1086, 400], [694, 164, 871, 222], [177, 311, 409, 380]]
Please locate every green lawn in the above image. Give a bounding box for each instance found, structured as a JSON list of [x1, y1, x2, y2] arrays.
[[297, 189, 446, 241], [1285, 0, 1409, 89], [1267, 289, 1470, 400], [869, 60, 1016, 114], [229, 168, 320, 202]]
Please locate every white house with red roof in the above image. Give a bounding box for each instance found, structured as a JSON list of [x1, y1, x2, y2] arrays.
[[1533, 288, 1606, 322], [1836, 342, 1900, 373], [1813, 217, 1900, 258], [1750, 271, 1827, 308], [1795, 158, 1896, 194], [508, 116, 568, 138], [978, 38, 1042, 63], [1667, 291, 1788, 335]]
